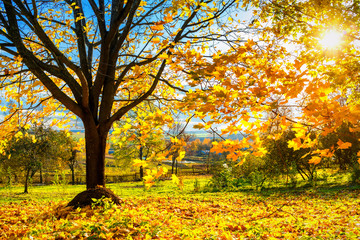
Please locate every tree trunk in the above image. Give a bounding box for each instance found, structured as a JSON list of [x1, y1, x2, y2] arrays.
[[139, 145, 144, 179], [171, 155, 175, 174], [69, 150, 77, 185], [70, 165, 75, 185], [84, 121, 108, 189], [68, 124, 122, 208], [175, 160, 178, 175], [24, 168, 30, 193], [39, 166, 43, 184]]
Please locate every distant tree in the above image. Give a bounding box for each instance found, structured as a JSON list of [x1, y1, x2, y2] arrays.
[[111, 105, 166, 179], [0, 125, 80, 192], [50, 130, 83, 185], [68, 149, 80, 185], [263, 128, 316, 183], [166, 121, 193, 174], [188, 139, 202, 156], [1, 126, 53, 192], [320, 122, 360, 183]]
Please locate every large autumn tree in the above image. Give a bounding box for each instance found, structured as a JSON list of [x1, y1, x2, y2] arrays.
[[0, 0, 249, 201], [185, 0, 360, 167], [252, 0, 360, 162]]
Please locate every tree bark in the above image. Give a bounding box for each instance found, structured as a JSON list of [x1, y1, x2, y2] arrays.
[[39, 166, 43, 184], [24, 168, 30, 193], [83, 119, 109, 189], [171, 155, 175, 174], [175, 160, 178, 175], [70, 165, 75, 185], [139, 145, 144, 179]]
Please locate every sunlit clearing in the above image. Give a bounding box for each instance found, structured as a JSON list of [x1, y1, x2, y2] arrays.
[[319, 30, 343, 49]]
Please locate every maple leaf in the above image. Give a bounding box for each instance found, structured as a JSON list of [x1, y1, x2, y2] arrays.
[[133, 159, 148, 168], [150, 25, 164, 31], [143, 175, 155, 188], [152, 37, 161, 44], [172, 174, 180, 185], [176, 150, 186, 162], [337, 140, 352, 150], [309, 156, 321, 165]]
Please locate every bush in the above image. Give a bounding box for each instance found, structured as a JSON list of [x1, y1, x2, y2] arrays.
[[320, 122, 360, 184], [206, 162, 246, 191]]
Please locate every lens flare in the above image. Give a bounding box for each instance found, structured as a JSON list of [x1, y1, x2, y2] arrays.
[[319, 30, 343, 49]]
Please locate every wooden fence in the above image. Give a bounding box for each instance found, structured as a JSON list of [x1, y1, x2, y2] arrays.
[[13, 168, 209, 185]]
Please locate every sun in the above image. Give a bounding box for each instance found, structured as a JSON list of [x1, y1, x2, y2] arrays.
[[319, 29, 343, 49]]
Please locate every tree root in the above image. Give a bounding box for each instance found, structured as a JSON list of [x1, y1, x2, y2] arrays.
[[67, 186, 122, 208]]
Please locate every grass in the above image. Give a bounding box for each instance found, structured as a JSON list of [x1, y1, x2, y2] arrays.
[[0, 175, 210, 203], [1, 169, 359, 202], [1, 170, 360, 205]]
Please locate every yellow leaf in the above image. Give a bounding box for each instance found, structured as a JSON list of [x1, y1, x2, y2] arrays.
[[158, 52, 168, 60], [164, 14, 173, 23], [143, 175, 155, 188], [193, 123, 205, 129], [155, 166, 168, 178], [152, 37, 160, 44], [133, 159, 148, 168], [14, 131, 23, 139], [123, 123, 132, 130], [288, 138, 301, 151], [172, 174, 179, 185], [176, 150, 185, 162]]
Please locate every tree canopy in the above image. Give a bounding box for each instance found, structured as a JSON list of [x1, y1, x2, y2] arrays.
[[0, 0, 251, 198]]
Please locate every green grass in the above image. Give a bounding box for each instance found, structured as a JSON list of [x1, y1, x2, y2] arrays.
[[1, 170, 360, 205], [0, 175, 210, 203]]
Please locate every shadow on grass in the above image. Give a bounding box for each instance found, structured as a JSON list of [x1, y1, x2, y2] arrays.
[[238, 182, 360, 198]]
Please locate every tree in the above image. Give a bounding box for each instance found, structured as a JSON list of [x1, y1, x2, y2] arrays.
[[264, 128, 317, 183], [251, 0, 360, 157], [0, 125, 70, 193], [166, 121, 193, 174], [320, 122, 360, 182], [0, 0, 246, 204], [50, 130, 84, 185], [181, 0, 360, 173], [111, 104, 166, 179]]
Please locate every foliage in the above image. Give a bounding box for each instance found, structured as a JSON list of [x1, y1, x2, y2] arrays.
[[2, 0, 360, 195]]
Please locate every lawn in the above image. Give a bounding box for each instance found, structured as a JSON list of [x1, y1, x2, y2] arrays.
[[1, 176, 360, 239]]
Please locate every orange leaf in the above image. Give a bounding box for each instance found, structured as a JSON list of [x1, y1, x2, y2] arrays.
[[337, 140, 352, 149], [150, 25, 164, 31], [152, 37, 160, 44], [309, 156, 321, 165]]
